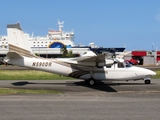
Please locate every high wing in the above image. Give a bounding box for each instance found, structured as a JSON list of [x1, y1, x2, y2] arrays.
[[76, 54, 107, 62], [58, 53, 115, 68]]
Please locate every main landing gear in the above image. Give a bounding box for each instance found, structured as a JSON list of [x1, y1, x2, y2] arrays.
[[144, 79, 151, 84], [85, 78, 96, 86]]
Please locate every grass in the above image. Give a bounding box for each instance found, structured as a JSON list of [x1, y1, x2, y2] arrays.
[[0, 88, 61, 94], [0, 70, 159, 80], [0, 70, 73, 80], [152, 70, 160, 79]]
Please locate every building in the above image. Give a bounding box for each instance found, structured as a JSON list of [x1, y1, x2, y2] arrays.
[[124, 50, 160, 66]]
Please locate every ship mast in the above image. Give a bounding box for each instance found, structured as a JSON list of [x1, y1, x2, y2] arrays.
[[58, 20, 64, 32]]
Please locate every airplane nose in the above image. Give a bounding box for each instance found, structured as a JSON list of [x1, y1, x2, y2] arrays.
[[133, 66, 156, 77], [147, 69, 156, 76], [151, 71, 156, 76]]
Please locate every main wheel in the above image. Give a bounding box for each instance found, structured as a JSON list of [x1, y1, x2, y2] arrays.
[[144, 79, 151, 84], [85, 79, 96, 86]]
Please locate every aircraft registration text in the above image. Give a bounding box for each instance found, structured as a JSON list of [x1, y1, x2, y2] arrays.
[[32, 62, 52, 67]]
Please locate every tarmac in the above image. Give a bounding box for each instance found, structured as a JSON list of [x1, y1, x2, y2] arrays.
[[0, 79, 160, 120]]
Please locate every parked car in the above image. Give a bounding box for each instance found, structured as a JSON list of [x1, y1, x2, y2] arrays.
[[125, 58, 140, 65]]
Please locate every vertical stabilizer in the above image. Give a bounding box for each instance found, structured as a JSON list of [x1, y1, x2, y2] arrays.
[[7, 23, 36, 58]]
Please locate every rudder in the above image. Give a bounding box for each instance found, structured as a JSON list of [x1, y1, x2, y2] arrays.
[[7, 23, 36, 58]]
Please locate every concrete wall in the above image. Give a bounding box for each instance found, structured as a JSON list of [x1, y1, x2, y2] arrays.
[[143, 56, 155, 66]]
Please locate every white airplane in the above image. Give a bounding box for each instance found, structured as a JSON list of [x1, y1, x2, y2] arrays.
[[4, 23, 156, 86]]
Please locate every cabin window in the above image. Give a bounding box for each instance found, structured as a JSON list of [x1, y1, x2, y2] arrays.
[[106, 66, 111, 68], [118, 62, 124, 68]]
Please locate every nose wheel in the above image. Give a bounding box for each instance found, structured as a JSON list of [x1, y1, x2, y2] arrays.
[[144, 79, 151, 84]]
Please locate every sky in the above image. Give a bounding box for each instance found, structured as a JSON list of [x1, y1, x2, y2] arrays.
[[0, 0, 160, 51]]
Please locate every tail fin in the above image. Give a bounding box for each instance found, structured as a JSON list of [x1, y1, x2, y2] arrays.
[[7, 23, 36, 58]]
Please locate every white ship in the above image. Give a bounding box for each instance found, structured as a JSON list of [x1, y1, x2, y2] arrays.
[[0, 21, 125, 58]]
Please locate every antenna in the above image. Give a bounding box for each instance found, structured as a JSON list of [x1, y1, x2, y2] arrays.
[[152, 43, 155, 51], [58, 20, 64, 31]]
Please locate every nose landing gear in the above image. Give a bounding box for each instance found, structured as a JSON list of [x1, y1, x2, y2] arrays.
[[144, 79, 151, 84]]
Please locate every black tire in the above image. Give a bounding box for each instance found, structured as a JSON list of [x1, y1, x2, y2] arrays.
[[144, 80, 151, 84], [85, 78, 96, 86], [85, 80, 88, 84]]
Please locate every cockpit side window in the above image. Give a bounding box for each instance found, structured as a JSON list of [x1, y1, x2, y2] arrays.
[[106, 65, 111, 68], [118, 62, 124, 68]]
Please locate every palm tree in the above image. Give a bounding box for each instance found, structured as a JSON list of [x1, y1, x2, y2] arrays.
[[60, 45, 68, 57], [60, 45, 74, 58]]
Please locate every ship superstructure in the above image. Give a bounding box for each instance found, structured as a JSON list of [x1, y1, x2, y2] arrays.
[[0, 36, 8, 49], [28, 21, 75, 48]]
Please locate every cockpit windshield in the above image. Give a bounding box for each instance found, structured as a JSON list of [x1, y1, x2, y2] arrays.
[[117, 61, 132, 68]]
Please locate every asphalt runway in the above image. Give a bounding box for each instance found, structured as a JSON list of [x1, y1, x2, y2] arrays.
[[0, 79, 160, 120], [1, 79, 160, 93]]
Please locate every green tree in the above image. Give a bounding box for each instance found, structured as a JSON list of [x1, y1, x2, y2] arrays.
[[60, 45, 68, 57], [60, 45, 74, 58], [66, 50, 74, 58], [35, 53, 40, 57]]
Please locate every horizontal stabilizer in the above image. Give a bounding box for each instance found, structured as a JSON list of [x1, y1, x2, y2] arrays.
[[8, 44, 36, 58], [6, 52, 23, 58]]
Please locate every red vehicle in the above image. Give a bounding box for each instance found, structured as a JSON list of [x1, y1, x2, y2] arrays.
[[126, 58, 139, 65]]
